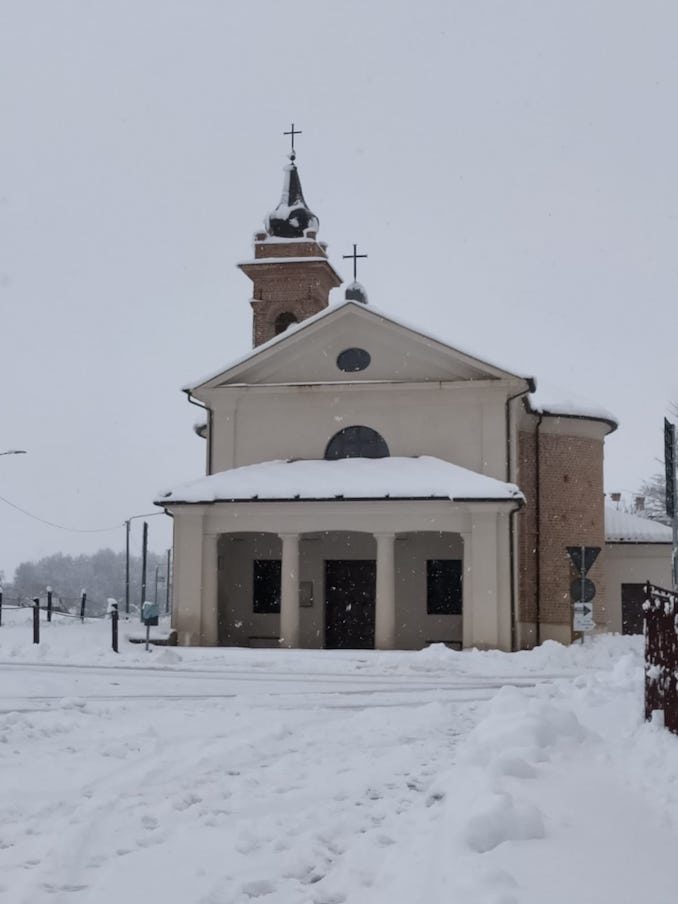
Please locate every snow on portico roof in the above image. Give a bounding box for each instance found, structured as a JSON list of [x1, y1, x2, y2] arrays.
[[157, 456, 524, 506], [605, 505, 673, 543]]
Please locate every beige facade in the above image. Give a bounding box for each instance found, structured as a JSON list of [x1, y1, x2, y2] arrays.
[[159, 152, 672, 652]]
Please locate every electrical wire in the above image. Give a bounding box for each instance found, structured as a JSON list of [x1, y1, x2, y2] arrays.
[[0, 493, 124, 533]]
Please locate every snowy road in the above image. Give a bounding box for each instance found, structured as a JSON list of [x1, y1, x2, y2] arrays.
[[0, 621, 677, 903]]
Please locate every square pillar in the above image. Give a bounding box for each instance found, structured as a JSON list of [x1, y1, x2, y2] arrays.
[[200, 532, 220, 646], [375, 532, 396, 649], [171, 511, 204, 645], [469, 510, 500, 649], [279, 533, 300, 648], [461, 531, 472, 649]]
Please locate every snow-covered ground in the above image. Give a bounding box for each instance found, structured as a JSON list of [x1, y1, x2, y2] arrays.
[[0, 612, 677, 904]]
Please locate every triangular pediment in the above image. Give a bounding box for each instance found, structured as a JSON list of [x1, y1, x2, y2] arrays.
[[188, 301, 530, 395]]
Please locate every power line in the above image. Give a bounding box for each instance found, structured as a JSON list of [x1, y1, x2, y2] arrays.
[[0, 493, 151, 533]]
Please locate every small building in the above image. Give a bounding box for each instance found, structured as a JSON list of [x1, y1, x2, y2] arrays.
[[603, 505, 672, 634], [156, 151, 671, 650]]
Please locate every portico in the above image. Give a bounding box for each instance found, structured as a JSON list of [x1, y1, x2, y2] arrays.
[[165, 484, 520, 651]]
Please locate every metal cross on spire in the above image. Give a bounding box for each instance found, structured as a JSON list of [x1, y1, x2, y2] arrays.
[[343, 243, 368, 281], [283, 122, 302, 161]]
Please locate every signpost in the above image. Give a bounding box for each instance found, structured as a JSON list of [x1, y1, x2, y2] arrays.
[[567, 545, 600, 635]]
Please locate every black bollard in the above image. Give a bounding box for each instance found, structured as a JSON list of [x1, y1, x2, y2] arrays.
[[32, 598, 40, 644], [111, 603, 119, 654]]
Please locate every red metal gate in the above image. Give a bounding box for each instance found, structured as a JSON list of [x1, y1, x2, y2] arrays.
[[644, 582, 678, 735]]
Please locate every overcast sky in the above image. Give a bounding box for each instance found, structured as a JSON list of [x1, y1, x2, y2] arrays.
[[2, 1, 677, 579]]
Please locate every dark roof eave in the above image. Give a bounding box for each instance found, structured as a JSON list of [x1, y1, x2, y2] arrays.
[[525, 404, 618, 434], [606, 539, 673, 546], [157, 495, 524, 507]]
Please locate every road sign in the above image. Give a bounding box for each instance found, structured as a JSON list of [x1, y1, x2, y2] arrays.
[[571, 577, 596, 604], [573, 602, 595, 632], [566, 546, 600, 575]]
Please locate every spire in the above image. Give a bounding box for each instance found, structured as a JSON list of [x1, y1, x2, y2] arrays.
[[265, 159, 319, 239]]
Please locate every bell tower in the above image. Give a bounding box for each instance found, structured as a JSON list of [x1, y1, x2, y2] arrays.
[[238, 129, 342, 347]]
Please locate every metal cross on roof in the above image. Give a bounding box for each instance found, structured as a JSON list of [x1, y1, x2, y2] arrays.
[[343, 243, 368, 281], [284, 122, 302, 160]]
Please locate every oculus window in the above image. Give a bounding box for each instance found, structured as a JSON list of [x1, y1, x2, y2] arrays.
[[426, 560, 462, 615], [253, 560, 281, 614], [336, 347, 371, 373], [325, 425, 389, 460]]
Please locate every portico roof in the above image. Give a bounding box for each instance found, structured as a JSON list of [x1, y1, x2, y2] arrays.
[[157, 456, 523, 506]]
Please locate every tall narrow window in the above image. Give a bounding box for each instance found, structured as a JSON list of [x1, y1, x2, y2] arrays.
[[324, 425, 389, 460], [253, 560, 281, 613], [426, 560, 462, 615]]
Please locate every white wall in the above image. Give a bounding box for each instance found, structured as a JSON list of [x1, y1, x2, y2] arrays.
[[208, 382, 510, 481], [603, 543, 672, 634]]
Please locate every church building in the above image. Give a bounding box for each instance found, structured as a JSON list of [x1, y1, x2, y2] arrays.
[[156, 146, 672, 651]]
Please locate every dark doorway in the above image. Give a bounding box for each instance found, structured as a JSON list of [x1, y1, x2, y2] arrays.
[[622, 583, 646, 635], [325, 560, 376, 649]]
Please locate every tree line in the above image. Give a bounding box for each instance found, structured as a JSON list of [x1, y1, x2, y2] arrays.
[[4, 548, 169, 615]]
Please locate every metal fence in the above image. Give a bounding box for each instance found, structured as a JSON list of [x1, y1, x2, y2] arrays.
[[644, 581, 678, 735]]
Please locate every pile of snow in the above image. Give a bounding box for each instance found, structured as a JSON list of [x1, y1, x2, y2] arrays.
[[2, 616, 678, 903]]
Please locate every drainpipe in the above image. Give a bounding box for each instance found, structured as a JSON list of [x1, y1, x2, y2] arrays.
[[186, 391, 213, 475], [505, 382, 533, 651], [535, 413, 544, 646]]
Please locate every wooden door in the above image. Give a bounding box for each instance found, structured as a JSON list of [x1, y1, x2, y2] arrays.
[[325, 560, 376, 649]]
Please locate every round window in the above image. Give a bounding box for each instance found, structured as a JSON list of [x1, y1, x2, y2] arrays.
[[336, 347, 371, 373]]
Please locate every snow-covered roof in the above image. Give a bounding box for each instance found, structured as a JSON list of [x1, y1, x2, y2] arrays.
[[529, 379, 618, 429], [157, 456, 524, 505], [605, 505, 673, 543], [182, 295, 617, 432], [183, 299, 534, 392]]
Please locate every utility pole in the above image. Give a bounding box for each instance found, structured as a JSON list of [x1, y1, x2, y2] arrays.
[[140, 521, 148, 621], [125, 519, 131, 614]]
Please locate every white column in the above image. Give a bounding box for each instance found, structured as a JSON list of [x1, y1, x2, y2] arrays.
[[279, 533, 300, 648], [469, 510, 499, 649], [375, 533, 396, 650], [461, 531, 472, 649], [200, 532, 220, 646]]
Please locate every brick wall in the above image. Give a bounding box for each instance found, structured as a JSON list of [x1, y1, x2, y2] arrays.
[[517, 425, 606, 644], [517, 430, 538, 625], [240, 239, 342, 347]]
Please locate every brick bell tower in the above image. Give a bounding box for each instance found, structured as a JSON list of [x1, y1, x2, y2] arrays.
[[238, 140, 342, 347]]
